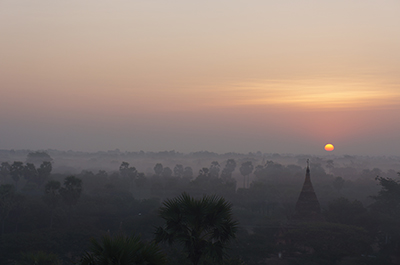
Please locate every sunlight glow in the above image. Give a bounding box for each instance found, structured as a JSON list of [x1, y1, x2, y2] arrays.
[[232, 78, 400, 110], [324, 143, 334, 151]]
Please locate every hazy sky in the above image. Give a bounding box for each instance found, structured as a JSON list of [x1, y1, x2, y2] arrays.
[[1, 1, 400, 156]]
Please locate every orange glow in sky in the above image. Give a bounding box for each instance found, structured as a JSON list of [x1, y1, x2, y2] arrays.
[[0, 1, 399, 155]]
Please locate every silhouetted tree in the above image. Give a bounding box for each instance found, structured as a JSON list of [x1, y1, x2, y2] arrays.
[[173, 164, 184, 178], [155, 193, 238, 265], [10, 161, 24, 189], [43, 180, 61, 228], [96, 170, 108, 178], [253, 165, 264, 179], [119, 162, 137, 180], [240, 161, 253, 188], [37, 161, 52, 183], [23, 163, 38, 184], [198, 168, 209, 179], [221, 159, 236, 181], [135, 173, 147, 188], [26, 151, 53, 165], [119, 162, 130, 177], [154, 163, 163, 177], [119, 162, 138, 192], [81, 170, 95, 178], [0, 162, 10, 181], [326, 159, 334, 172], [59, 176, 82, 218], [182, 166, 193, 180], [209, 161, 220, 178]]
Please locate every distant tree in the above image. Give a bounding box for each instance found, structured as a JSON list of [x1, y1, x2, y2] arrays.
[[193, 165, 225, 191], [221, 159, 236, 181], [80, 170, 95, 178], [10, 161, 24, 189], [173, 164, 184, 178], [252, 161, 297, 183], [0, 162, 11, 181], [43, 180, 61, 228], [154, 163, 163, 177], [332, 166, 358, 180], [119, 161, 130, 176], [79, 234, 166, 265], [253, 165, 265, 179], [60, 176, 82, 210], [119, 162, 137, 180], [209, 161, 220, 178], [21, 161, 52, 187], [326, 159, 334, 172], [135, 173, 147, 188], [163, 166, 178, 190], [240, 161, 253, 188], [96, 170, 108, 178], [26, 151, 53, 166], [119, 162, 137, 177], [198, 167, 209, 179], [23, 163, 38, 183], [36, 161, 52, 186], [119, 162, 138, 192], [155, 193, 238, 265], [182, 166, 193, 180]]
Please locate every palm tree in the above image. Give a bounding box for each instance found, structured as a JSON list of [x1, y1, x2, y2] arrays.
[[59, 176, 82, 226], [43, 180, 61, 228], [155, 193, 238, 265], [59, 175, 82, 209], [80, 234, 166, 265]]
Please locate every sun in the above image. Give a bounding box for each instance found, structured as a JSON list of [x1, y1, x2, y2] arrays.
[[324, 143, 334, 151]]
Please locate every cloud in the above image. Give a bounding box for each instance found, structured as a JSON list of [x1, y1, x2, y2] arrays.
[[228, 77, 400, 110]]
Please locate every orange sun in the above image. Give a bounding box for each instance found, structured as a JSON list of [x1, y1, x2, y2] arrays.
[[324, 143, 334, 151]]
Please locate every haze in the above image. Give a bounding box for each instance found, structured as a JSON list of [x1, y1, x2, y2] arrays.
[[1, 1, 400, 156]]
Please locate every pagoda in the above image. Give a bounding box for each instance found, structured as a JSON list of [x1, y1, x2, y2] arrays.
[[292, 159, 324, 222]]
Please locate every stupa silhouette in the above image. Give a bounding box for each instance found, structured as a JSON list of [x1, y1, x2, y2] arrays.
[[292, 159, 324, 222]]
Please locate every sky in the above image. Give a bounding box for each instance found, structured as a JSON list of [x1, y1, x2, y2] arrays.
[[1, 0, 400, 156]]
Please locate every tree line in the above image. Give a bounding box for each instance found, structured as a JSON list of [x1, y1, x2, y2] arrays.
[[0, 154, 400, 264]]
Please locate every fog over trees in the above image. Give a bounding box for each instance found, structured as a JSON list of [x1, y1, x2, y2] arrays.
[[0, 149, 399, 264]]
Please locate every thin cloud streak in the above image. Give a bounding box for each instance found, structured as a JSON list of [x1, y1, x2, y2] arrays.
[[228, 78, 400, 110]]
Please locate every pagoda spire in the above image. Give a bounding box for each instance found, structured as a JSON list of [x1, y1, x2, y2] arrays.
[[292, 160, 324, 221]]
